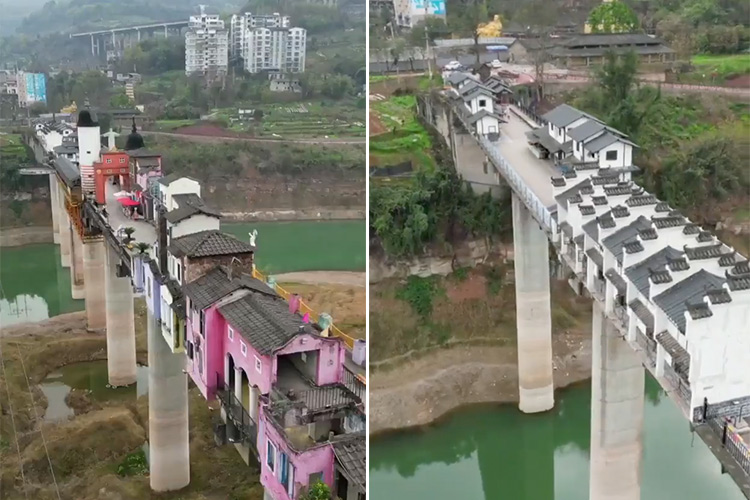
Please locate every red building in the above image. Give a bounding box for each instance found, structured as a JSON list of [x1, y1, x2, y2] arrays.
[[94, 150, 131, 204]]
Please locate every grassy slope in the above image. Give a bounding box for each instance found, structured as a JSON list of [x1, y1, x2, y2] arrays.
[[369, 95, 436, 172]]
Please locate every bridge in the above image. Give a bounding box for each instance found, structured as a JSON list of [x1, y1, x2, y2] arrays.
[[69, 20, 189, 57], [419, 75, 750, 498], [24, 113, 366, 496]]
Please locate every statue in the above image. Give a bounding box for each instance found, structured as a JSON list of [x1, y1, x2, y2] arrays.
[[249, 229, 258, 247], [477, 15, 503, 38]]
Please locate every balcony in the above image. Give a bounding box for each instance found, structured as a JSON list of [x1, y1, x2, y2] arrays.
[[216, 383, 258, 450]]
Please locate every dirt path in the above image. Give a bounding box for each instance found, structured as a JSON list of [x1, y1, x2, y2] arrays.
[[275, 271, 365, 287], [370, 331, 592, 434], [142, 130, 366, 145]]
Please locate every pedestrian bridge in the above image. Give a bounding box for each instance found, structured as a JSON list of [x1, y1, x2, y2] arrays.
[[419, 78, 750, 497]]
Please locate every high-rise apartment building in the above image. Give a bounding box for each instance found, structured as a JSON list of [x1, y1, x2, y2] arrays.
[[185, 7, 229, 77], [230, 13, 306, 74]]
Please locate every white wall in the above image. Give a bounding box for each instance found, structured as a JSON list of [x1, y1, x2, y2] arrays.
[[596, 142, 630, 169], [475, 115, 499, 135], [468, 93, 493, 114], [165, 178, 201, 211], [170, 214, 221, 240], [160, 284, 176, 347], [77, 126, 101, 167]]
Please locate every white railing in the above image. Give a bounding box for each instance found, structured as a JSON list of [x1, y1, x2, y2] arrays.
[[478, 135, 555, 233]]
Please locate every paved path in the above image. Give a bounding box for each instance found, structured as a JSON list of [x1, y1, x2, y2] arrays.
[[494, 108, 557, 207], [274, 271, 365, 287], [142, 130, 366, 145], [104, 182, 157, 246]]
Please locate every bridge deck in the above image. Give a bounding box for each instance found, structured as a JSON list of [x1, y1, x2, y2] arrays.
[[70, 20, 188, 37], [104, 183, 156, 247], [495, 108, 557, 208]]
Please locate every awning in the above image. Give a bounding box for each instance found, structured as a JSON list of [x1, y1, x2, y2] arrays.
[[118, 198, 140, 207]]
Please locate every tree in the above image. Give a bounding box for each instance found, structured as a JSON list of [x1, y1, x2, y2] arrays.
[[408, 17, 449, 47], [513, 0, 560, 103], [447, 0, 489, 65], [110, 93, 134, 109], [587, 0, 639, 33], [297, 481, 332, 500]]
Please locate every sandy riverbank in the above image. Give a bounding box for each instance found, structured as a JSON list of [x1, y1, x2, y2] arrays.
[[0, 226, 53, 247], [370, 330, 592, 435], [276, 271, 365, 287]]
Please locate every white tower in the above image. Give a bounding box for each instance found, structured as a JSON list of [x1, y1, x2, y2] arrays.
[[77, 110, 102, 196]]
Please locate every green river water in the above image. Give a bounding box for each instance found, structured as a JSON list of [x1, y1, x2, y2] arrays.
[[0, 220, 365, 326], [370, 377, 745, 500]]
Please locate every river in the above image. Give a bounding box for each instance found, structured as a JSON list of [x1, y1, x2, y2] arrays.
[[0, 220, 365, 326], [370, 376, 745, 500]]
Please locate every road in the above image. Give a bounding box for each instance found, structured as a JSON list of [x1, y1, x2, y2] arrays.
[[142, 130, 366, 145]]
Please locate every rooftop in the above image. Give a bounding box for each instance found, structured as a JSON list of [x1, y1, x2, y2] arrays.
[[169, 230, 254, 259], [181, 266, 273, 310], [653, 269, 725, 333]]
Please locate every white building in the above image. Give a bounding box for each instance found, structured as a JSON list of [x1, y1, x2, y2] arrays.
[[230, 12, 306, 74], [185, 7, 229, 77]]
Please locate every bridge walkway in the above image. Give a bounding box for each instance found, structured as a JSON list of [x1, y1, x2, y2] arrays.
[[104, 182, 156, 247]]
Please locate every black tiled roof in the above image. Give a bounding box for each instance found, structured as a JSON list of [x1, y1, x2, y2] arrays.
[[649, 268, 672, 284], [542, 103, 594, 128], [580, 185, 595, 195], [624, 240, 644, 254], [652, 216, 687, 229], [653, 269, 724, 333], [638, 227, 657, 240], [687, 301, 713, 320], [605, 268, 627, 294], [684, 243, 724, 260], [625, 247, 683, 297], [718, 252, 740, 267], [629, 299, 654, 335], [559, 221, 573, 239], [218, 292, 317, 355], [599, 215, 616, 229], [165, 194, 221, 223], [164, 278, 187, 320], [655, 331, 690, 378], [666, 255, 689, 272], [683, 224, 700, 235], [611, 205, 629, 218], [592, 195, 608, 206], [169, 230, 255, 258], [733, 261, 750, 275], [727, 274, 750, 291], [655, 202, 671, 213], [625, 194, 658, 207], [551, 177, 566, 187], [569, 193, 583, 205], [579, 205, 595, 216], [603, 185, 634, 196], [592, 176, 620, 186], [602, 216, 651, 264], [706, 288, 732, 304], [696, 231, 713, 243], [182, 266, 276, 310], [333, 435, 366, 490], [555, 179, 591, 207]]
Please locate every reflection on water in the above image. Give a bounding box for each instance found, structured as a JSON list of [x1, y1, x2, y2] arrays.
[[370, 377, 745, 500], [0, 244, 83, 326], [40, 361, 149, 422]]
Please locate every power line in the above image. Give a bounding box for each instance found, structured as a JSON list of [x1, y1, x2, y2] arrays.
[[0, 341, 30, 499], [14, 344, 62, 500]]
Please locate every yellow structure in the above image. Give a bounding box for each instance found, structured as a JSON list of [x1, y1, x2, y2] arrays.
[[61, 101, 78, 114], [477, 15, 503, 38]]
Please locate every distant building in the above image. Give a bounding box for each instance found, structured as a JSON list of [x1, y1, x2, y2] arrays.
[[392, 0, 446, 28], [230, 12, 306, 74], [268, 73, 301, 93], [185, 7, 229, 78]]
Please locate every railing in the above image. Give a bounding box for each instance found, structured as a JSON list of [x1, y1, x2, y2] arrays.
[[342, 367, 366, 402], [663, 360, 692, 410], [216, 383, 258, 449], [593, 277, 605, 298], [251, 268, 360, 354], [613, 304, 629, 329], [635, 328, 656, 367], [707, 418, 750, 476], [297, 385, 359, 411]]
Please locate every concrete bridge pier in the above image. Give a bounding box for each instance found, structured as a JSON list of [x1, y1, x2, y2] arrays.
[[59, 212, 72, 268], [83, 239, 107, 330], [104, 248, 137, 387], [511, 193, 554, 413], [147, 312, 190, 491], [70, 230, 85, 299], [49, 174, 60, 243], [589, 301, 644, 500]]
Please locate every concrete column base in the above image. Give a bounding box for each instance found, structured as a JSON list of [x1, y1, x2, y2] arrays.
[[50, 174, 60, 244], [70, 230, 85, 300], [148, 312, 190, 491], [105, 249, 137, 387], [83, 239, 107, 331], [511, 193, 554, 413], [589, 302, 644, 500], [60, 214, 72, 268]]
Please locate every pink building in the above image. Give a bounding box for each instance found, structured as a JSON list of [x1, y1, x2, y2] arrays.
[[180, 265, 366, 499]]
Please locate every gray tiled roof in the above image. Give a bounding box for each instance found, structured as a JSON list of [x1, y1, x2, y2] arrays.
[[653, 269, 725, 333], [567, 119, 605, 142], [625, 246, 684, 298], [54, 156, 81, 187], [182, 266, 275, 310], [655, 331, 690, 378], [583, 217, 599, 242], [165, 195, 222, 224], [466, 109, 504, 124], [605, 268, 627, 294], [169, 230, 255, 258], [629, 299, 654, 335], [602, 216, 652, 264], [333, 435, 366, 490], [586, 247, 603, 268], [157, 173, 198, 186], [542, 104, 592, 128], [447, 72, 471, 85], [218, 291, 316, 355], [554, 178, 591, 207]]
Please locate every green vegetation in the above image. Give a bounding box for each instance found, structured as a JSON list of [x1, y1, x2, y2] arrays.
[[691, 53, 750, 78], [572, 51, 750, 221], [0, 132, 35, 193], [116, 449, 148, 477], [370, 95, 435, 171], [298, 481, 332, 500], [396, 276, 444, 318], [587, 0, 639, 33]]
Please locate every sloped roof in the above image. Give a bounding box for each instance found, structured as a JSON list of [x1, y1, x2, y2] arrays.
[[629, 299, 654, 335], [586, 132, 638, 152], [218, 291, 316, 355], [567, 119, 606, 142], [602, 216, 652, 264], [446, 72, 471, 85], [624, 246, 684, 297], [181, 266, 276, 310], [466, 109, 504, 124], [165, 194, 221, 224], [561, 33, 668, 48], [542, 104, 594, 128], [333, 435, 366, 491], [653, 269, 725, 333], [169, 230, 254, 258]]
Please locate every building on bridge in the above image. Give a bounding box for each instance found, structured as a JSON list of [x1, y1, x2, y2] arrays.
[[420, 90, 750, 492]]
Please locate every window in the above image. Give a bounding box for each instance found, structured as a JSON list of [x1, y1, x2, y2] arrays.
[[200, 310, 205, 334], [605, 150, 618, 161], [478, 99, 486, 107], [119, 157, 125, 163], [186, 341, 194, 359], [106, 158, 112, 164], [255, 355, 262, 373], [266, 441, 276, 472], [228, 327, 234, 341], [240, 341, 247, 356]]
